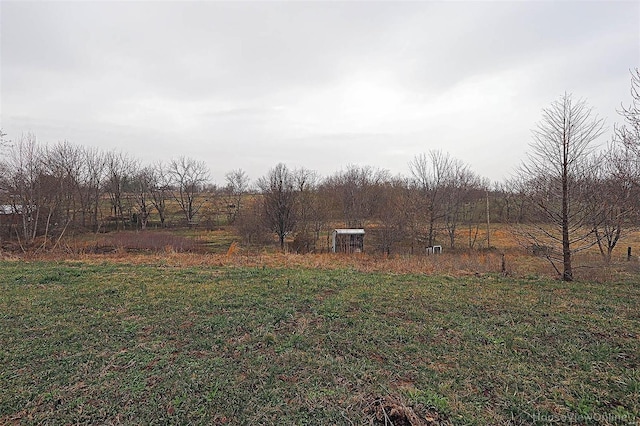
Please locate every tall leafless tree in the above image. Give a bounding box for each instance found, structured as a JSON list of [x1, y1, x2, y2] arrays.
[[614, 69, 640, 196], [0, 134, 43, 245], [168, 156, 210, 226], [519, 93, 605, 281], [409, 150, 456, 248], [38, 144, 73, 246], [0, 129, 9, 149], [457, 177, 491, 250], [292, 167, 318, 232], [616, 68, 640, 152], [223, 168, 250, 224], [375, 176, 412, 255], [289, 167, 324, 252], [441, 159, 485, 249], [258, 163, 297, 250], [131, 166, 156, 230], [84, 147, 107, 232], [587, 146, 637, 262], [297, 170, 329, 251], [149, 161, 171, 228], [104, 151, 136, 231], [324, 165, 388, 229], [495, 177, 532, 224], [44, 141, 85, 229], [591, 69, 640, 261]]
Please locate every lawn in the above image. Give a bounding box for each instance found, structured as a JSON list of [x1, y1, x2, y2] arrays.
[[1, 260, 638, 425]]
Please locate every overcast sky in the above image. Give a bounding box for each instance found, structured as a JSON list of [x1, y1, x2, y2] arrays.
[[1, 1, 638, 185]]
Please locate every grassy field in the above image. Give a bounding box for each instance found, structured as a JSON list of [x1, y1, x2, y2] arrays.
[[1, 259, 639, 425]]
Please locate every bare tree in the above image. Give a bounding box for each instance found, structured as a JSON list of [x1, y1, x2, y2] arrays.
[[0, 134, 43, 245], [131, 166, 155, 230], [289, 167, 323, 252], [235, 196, 271, 246], [104, 151, 136, 230], [441, 159, 485, 249], [298, 170, 329, 252], [149, 162, 171, 228], [324, 165, 388, 228], [587, 146, 637, 263], [258, 163, 297, 250], [518, 93, 605, 281], [495, 177, 532, 224], [84, 147, 107, 232], [293, 168, 318, 231], [168, 156, 210, 226], [591, 69, 640, 262], [375, 176, 411, 255], [614, 68, 640, 199], [38, 143, 78, 246], [0, 140, 111, 242], [223, 169, 249, 224], [409, 150, 455, 248], [616, 68, 640, 151], [0, 129, 9, 149], [44, 141, 86, 229], [458, 178, 491, 250]]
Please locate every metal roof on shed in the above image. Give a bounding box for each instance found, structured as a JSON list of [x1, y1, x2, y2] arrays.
[[333, 229, 365, 235], [0, 205, 17, 214]]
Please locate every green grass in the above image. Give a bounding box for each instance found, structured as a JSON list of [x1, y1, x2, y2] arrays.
[[1, 261, 639, 425]]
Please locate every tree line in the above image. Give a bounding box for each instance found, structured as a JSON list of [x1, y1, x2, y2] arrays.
[[0, 137, 497, 251], [1, 70, 639, 280]]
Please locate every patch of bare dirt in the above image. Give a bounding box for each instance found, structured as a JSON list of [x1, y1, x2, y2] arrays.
[[364, 395, 450, 426]]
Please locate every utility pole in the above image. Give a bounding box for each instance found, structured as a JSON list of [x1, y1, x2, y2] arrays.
[[486, 189, 491, 249]]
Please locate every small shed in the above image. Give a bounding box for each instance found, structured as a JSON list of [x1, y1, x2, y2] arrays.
[[0, 205, 22, 236], [332, 229, 365, 253], [0, 205, 22, 223], [426, 245, 442, 255]]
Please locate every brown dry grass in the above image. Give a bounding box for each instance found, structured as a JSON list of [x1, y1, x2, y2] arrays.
[[4, 224, 639, 281], [13, 245, 635, 282]]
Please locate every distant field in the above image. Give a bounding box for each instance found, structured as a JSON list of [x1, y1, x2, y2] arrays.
[[1, 260, 639, 425]]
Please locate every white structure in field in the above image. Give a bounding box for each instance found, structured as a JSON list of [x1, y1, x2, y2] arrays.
[[426, 245, 442, 255], [332, 229, 365, 253]]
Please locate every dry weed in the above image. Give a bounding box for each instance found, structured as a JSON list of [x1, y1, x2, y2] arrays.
[[364, 395, 449, 426], [7, 226, 640, 281], [15, 250, 535, 278]]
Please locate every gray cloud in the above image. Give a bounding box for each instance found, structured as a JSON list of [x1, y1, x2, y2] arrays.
[[1, 1, 638, 184]]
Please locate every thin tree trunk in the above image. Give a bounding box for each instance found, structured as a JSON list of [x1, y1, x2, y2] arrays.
[[562, 134, 573, 282]]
